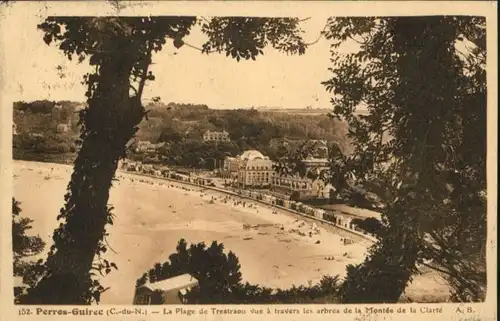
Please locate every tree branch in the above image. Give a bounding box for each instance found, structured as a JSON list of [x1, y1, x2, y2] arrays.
[[304, 22, 328, 46], [137, 42, 152, 100], [129, 84, 138, 96]]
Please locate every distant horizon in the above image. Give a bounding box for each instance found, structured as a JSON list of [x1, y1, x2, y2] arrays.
[[14, 99, 332, 110], [14, 99, 372, 113]]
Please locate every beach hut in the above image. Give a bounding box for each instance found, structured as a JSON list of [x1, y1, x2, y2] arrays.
[[133, 274, 199, 305], [313, 209, 325, 219]]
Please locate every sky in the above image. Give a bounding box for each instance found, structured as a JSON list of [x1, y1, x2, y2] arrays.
[[3, 14, 339, 110], [4, 1, 490, 111]]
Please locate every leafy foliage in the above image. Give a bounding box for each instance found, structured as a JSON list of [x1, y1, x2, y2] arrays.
[[157, 140, 239, 169], [137, 239, 341, 304], [351, 217, 383, 237], [12, 199, 46, 302], [14, 133, 77, 155], [14, 100, 56, 114], [136, 239, 242, 304], [322, 16, 486, 302], [140, 104, 349, 160], [24, 16, 309, 304], [201, 17, 306, 60], [15, 99, 349, 167], [273, 138, 357, 198]]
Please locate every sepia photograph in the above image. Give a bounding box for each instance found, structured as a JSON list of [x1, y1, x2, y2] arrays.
[[1, 1, 496, 317]]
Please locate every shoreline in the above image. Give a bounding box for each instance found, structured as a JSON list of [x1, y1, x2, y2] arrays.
[[14, 161, 369, 304], [12, 160, 451, 304]]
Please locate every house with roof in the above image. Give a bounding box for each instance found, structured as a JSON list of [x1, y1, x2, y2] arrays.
[[203, 130, 230, 142], [133, 140, 166, 153], [133, 273, 199, 305], [237, 150, 273, 188]]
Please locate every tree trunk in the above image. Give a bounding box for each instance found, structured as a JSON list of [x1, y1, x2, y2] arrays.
[[341, 214, 421, 303], [341, 17, 458, 303], [21, 47, 145, 304]]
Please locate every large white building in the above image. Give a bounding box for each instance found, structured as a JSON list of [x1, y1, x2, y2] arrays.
[[203, 130, 230, 142], [236, 150, 273, 188]]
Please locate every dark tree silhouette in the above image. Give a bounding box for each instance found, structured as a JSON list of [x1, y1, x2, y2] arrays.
[[321, 16, 486, 303], [136, 239, 243, 304], [21, 16, 307, 304], [137, 239, 342, 304], [12, 198, 45, 302], [351, 217, 383, 237]]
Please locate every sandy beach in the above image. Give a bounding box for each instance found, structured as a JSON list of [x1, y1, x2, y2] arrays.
[[13, 161, 450, 304]]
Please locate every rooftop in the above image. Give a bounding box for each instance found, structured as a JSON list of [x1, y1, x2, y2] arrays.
[[302, 158, 329, 164], [205, 130, 229, 134], [319, 204, 382, 220], [139, 273, 199, 292], [239, 150, 268, 161]]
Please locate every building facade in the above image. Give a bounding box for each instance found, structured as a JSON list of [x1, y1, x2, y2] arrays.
[[51, 104, 62, 121], [203, 130, 230, 142], [271, 174, 311, 194], [221, 156, 240, 179], [56, 123, 70, 133], [271, 140, 331, 200], [271, 174, 331, 200], [236, 150, 273, 188], [134, 140, 166, 153]]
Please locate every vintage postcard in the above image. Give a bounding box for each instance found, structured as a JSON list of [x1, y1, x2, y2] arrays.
[[0, 1, 497, 321]]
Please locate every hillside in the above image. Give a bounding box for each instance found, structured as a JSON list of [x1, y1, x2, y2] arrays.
[[13, 100, 81, 164], [13, 100, 351, 166], [138, 103, 350, 147]]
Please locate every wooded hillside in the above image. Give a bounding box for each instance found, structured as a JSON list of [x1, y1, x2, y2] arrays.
[[13, 100, 350, 165]]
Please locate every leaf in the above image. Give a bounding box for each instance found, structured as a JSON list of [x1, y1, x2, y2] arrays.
[[173, 38, 184, 49], [43, 33, 53, 45], [92, 291, 101, 304]]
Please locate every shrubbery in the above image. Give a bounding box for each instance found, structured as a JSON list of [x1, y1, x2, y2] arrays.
[[137, 239, 341, 304], [351, 218, 383, 237], [13, 133, 76, 155], [12, 199, 46, 303]]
